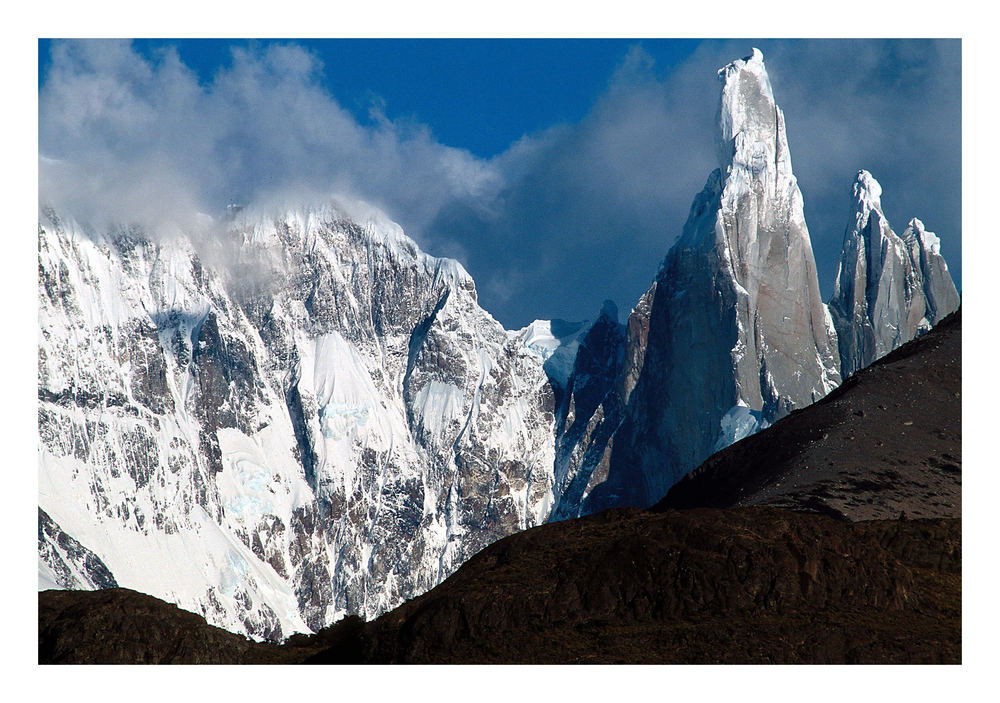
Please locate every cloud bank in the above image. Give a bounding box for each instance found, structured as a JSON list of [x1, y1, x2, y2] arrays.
[[39, 40, 501, 238], [39, 39, 961, 329]]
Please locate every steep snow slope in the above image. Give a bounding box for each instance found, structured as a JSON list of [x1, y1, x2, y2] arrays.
[[38, 202, 560, 639]]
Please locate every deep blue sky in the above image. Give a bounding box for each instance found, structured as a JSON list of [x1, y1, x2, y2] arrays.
[[39, 38, 702, 158], [38, 39, 961, 329]]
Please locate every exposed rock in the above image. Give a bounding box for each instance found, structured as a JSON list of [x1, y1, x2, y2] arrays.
[[829, 170, 960, 378], [574, 49, 842, 511], [37, 202, 559, 640], [38, 508, 118, 591], [546, 302, 627, 520]]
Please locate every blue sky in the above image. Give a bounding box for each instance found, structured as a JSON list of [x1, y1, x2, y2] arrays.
[[40, 39, 704, 158], [38, 38, 961, 329]]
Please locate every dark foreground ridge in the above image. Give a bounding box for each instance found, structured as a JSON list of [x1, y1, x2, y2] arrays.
[[39, 509, 960, 664], [38, 311, 961, 664], [310, 508, 959, 664], [38, 587, 308, 664]]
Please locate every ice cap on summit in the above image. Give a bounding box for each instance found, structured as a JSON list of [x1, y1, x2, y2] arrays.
[[852, 170, 884, 212]]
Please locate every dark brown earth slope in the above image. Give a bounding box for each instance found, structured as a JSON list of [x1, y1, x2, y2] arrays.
[[39, 509, 960, 664], [37, 588, 323, 664], [657, 309, 961, 521], [307, 508, 959, 664]]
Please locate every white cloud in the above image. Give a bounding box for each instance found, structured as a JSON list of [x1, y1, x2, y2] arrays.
[[39, 39, 501, 238]]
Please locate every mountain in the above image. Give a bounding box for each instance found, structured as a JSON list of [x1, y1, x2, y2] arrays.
[[38, 202, 571, 639], [558, 49, 843, 514], [547, 302, 627, 519], [829, 170, 961, 378], [38, 304, 960, 665]]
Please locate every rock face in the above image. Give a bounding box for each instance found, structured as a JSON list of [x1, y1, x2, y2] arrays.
[[38, 508, 118, 591], [562, 49, 842, 512], [38, 202, 562, 639], [829, 170, 961, 378], [546, 302, 627, 520]]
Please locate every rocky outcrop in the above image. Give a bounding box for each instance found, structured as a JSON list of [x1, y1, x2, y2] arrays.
[[829, 171, 961, 378], [546, 302, 627, 520], [570, 49, 842, 511], [38, 508, 118, 591]]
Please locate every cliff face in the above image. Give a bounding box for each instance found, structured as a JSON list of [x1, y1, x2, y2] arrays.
[[659, 308, 962, 522], [565, 49, 842, 512]]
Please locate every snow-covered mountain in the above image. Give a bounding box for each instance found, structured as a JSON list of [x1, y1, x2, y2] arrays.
[[38, 48, 960, 641], [829, 170, 961, 378], [38, 202, 572, 639], [552, 48, 843, 514]]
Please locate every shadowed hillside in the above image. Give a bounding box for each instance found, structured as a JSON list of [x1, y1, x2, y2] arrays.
[[40, 509, 960, 664]]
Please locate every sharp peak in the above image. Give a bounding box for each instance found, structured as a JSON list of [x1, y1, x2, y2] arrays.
[[855, 169, 881, 188], [903, 216, 941, 249], [715, 48, 784, 174], [599, 299, 619, 323], [717, 47, 767, 83], [852, 170, 884, 212]]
